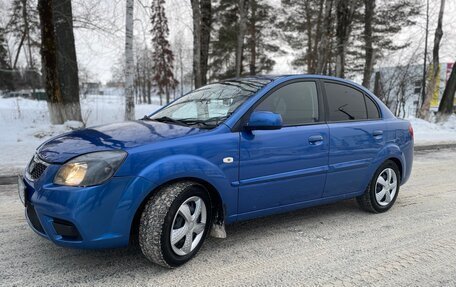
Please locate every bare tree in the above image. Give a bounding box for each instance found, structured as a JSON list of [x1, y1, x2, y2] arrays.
[[418, 0, 445, 120], [437, 62, 456, 119], [38, 0, 82, 124], [124, 0, 135, 120]]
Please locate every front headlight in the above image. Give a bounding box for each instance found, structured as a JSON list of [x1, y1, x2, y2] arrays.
[[54, 151, 127, 186]]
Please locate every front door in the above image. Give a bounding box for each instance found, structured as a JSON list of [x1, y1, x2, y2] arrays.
[[237, 81, 329, 215]]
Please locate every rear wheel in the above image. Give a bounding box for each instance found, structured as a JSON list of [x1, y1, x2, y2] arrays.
[[357, 160, 400, 213], [139, 181, 212, 268]]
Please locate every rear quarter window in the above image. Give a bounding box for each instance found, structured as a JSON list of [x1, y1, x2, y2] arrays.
[[364, 95, 381, 119]]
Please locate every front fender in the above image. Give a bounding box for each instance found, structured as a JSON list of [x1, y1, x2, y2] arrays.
[[136, 154, 237, 221]]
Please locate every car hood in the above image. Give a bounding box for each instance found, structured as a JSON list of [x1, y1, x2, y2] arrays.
[[37, 120, 207, 163]]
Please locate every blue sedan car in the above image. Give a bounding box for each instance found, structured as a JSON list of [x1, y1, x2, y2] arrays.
[[19, 75, 413, 267]]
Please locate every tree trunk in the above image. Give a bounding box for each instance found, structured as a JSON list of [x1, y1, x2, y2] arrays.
[[12, 31, 26, 69], [312, 0, 324, 73], [437, 62, 456, 117], [200, 0, 211, 86], [373, 71, 383, 101], [316, 0, 333, 74], [418, 0, 445, 120], [124, 0, 135, 120], [191, 0, 202, 88], [38, 0, 82, 124], [335, 0, 355, 78], [249, 0, 257, 75], [22, 0, 36, 96], [38, 0, 61, 123], [305, 1, 313, 73], [362, 0, 375, 89], [235, 0, 247, 77]]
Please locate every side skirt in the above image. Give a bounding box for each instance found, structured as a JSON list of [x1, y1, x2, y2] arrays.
[[234, 190, 363, 222]]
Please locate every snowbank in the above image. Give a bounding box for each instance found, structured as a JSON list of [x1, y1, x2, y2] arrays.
[[409, 115, 456, 145]]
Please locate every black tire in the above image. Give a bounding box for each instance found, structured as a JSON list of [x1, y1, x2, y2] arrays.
[[356, 160, 400, 213], [139, 181, 212, 268]]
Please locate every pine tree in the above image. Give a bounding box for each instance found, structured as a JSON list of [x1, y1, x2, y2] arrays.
[[150, 0, 178, 105], [210, 0, 279, 80], [280, 0, 325, 73], [360, 0, 420, 86], [245, 0, 280, 75], [281, 0, 419, 78]]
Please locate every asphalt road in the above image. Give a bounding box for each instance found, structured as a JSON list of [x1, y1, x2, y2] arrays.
[[1, 149, 456, 287]]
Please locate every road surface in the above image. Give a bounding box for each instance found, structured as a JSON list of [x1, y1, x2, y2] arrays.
[[1, 149, 456, 286]]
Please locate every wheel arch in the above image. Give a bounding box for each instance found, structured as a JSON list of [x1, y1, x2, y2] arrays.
[[387, 157, 403, 181], [130, 177, 225, 241]]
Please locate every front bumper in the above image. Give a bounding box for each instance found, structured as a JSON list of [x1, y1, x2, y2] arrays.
[[22, 168, 154, 249]]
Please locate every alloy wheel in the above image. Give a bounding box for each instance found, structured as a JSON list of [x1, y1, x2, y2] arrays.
[[170, 196, 207, 256], [375, 168, 397, 206]]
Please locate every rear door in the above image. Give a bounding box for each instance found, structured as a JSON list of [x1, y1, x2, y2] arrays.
[[322, 81, 385, 197], [238, 80, 329, 215]]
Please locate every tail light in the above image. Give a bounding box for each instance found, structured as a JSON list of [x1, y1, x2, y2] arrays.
[[408, 124, 414, 140]]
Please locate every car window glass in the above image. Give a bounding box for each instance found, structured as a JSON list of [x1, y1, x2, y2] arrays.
[[255, 81, 319, 126], [325, 82, 367, 121], [151, 78, 272, 126], [365, 95, 380, 119]]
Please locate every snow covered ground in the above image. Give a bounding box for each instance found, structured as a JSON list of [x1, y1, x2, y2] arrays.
[[0, 95, 455, 175], [0, 95, 160, 175]]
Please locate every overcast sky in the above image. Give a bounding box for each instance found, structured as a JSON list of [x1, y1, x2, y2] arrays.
[[1, 0, 455, 84]]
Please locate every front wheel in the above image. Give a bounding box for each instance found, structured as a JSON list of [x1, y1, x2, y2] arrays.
[[357, 160, 400, 213], [139, 181, 212, 268]]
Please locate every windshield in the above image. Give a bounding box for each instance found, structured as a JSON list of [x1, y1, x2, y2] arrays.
[[147, 78, 273, 128]]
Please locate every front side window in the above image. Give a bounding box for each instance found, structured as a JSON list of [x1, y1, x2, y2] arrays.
[[255, 81, 319, 126], [149, 78, 272, 128], [325, 82, 367, 121]]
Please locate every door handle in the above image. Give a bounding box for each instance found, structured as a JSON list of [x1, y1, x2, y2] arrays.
[[373, 130, 383, 137], [308, 135, 324, 144]]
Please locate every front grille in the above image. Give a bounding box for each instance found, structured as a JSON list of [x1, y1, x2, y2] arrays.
[[27, 154, 49, 180]]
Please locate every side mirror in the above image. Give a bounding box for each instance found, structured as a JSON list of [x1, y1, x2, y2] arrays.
[[245, 111, 283, 131]]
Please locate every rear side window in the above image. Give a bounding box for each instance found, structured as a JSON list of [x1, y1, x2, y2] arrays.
[[364, 95, 380, 119], [325, 82, 367, 121], [255, 81, 319, 126]]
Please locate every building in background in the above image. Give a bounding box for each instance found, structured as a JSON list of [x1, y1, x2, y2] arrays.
[[372, 62, 454, 118]]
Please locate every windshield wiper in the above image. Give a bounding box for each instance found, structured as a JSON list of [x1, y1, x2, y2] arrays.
[[179, 116, 230, 129], [145, 116, 191, 127]]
